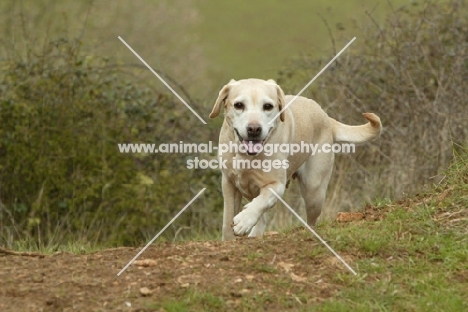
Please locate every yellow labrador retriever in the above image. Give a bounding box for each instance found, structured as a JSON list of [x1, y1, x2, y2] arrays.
[[210, 78, 381, 240]]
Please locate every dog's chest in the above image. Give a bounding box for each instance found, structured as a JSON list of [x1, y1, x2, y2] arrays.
[[227, 167, 269, 200]]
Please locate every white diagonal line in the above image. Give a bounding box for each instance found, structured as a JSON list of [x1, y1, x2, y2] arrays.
[[269, 188, 357, 275], [269, 37, 356, 124], [118, 36, 207, 125], [117, 188, 206, 276]]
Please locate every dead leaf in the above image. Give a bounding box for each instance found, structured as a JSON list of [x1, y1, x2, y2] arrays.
[[139, 287, 152, 296], [177, 274, 202, 285], [336, 212, 364, 222], [277, 261, 294, 273], [134, 259, 157, 267], [290, 272, 307, 283]]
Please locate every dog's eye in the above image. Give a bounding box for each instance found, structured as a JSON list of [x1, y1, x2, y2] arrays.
[[263, 103, 274, 111], [234, 102, 244, 110]]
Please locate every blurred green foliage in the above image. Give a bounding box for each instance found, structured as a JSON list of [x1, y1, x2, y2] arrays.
[[0, 38, 222, 246], [276, 0, 468, 213]]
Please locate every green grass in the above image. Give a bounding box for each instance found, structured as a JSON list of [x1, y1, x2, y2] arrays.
[[160, 289, 226, 312], [159, 147, 466, 311], [4, 239, 108, 254], [308, 150, 468, 310]]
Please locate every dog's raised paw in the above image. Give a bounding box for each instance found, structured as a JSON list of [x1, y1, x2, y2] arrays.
[[232, 208, 260, 236]]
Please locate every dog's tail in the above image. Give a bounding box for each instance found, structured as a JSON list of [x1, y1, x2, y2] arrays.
[[329, 113, 382, 143]]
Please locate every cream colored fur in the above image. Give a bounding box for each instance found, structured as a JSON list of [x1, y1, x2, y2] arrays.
[[210, 78, 381, 240]]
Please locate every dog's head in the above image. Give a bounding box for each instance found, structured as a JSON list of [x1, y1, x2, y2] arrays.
[[209, 78, 286, 155]]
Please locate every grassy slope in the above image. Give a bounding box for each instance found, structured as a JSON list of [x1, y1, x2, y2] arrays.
[[3, 148, 465, 311], [158, 149, 468, 311], [194, 0, 408, 82]]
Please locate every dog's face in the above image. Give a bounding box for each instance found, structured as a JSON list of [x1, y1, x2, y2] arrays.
[[209, 79, 286, 155]]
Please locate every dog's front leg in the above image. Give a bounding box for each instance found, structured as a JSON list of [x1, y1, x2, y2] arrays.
[[222, 175, 242, 241], [233, 182, 285, 236]]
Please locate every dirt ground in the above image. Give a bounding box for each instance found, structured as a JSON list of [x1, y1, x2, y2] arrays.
[[0, 208, 385, 312]]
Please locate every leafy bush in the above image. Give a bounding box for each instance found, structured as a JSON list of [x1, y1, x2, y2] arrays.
[[276, 0, 468, 215], [0, 38, 221, 247]]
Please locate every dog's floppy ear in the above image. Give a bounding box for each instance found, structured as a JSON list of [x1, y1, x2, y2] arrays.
[[209, 79, 236, 119], [269, 80, 286, 122], [277, 86, 286, 122]]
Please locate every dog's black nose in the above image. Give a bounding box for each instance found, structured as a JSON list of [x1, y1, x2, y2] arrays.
[[247, 124, 262, 137]]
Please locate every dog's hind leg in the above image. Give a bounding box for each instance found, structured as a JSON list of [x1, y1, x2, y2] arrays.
[[297, 153, 334, 226]]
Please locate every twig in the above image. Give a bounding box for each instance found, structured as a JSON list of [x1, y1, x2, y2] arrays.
[[78, 0, 94, 43], [292, 294, 304, 305], [0, 247, 47, 258], [317, 14, 336, 55]]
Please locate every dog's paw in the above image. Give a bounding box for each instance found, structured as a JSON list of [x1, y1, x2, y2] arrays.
[[232, 207, 261, 236]]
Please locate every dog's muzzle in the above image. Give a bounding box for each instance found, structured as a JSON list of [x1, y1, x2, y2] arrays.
[[234, 127, 272, 156]]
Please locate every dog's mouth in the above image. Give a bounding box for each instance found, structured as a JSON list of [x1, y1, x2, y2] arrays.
[[234, 128, 272, 156]]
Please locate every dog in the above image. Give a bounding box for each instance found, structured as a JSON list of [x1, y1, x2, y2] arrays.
[[209, 78, 381, 240]]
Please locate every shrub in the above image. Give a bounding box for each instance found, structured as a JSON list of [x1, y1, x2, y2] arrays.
[[0, 38, 221, 247], [276, 0, 468, 215]]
